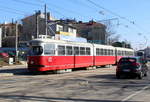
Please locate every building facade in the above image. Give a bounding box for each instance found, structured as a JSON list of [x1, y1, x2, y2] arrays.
[[55, 19, 107, 44], [21, 12, 50, 41], [74, 21, 106, 44], [0, 22, 22, 47], [21, 13, 77, 41]]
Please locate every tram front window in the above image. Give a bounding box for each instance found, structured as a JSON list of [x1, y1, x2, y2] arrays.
[[31, 46, 43, 55]]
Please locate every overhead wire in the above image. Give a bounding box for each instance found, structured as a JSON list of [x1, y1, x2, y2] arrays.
[[0, 8, 25, 15], [0, 4, 28, 15], [11, 0, 66, 17], [35, 0, 89, 17], [86, 0, 149, 35], [86, 0, 149, 47]]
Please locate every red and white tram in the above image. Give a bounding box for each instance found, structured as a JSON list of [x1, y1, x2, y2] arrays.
[[27, 38, 134, 72]]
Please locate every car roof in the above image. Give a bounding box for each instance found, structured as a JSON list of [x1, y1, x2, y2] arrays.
[[120, 56, 141, 59]]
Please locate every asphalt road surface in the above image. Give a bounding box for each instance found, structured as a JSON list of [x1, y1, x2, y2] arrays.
[[0, 65, 150, 102]]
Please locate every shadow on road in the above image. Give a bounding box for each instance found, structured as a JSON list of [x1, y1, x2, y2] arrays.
[[0, 68, 57, 76], [0, 94, 141, 102], [87, 74, 116, 80], [0, 68, 35, 76]]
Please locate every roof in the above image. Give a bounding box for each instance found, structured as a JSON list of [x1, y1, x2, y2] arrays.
[[115, 47, 134, 52], [29, 38, 93, 47], [121, 56, 140, 59]]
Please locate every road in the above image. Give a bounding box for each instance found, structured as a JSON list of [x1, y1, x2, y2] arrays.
[[0, 65, 150, 102]]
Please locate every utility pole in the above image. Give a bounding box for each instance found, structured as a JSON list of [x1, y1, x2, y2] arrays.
[[45, 4, 48, 37], [35, 11, 39, 38], [4, 22, 6, 38], [15, 21, 18, 62]]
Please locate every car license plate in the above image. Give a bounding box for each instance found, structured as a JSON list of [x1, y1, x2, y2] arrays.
[[123, 69, 130, 72]]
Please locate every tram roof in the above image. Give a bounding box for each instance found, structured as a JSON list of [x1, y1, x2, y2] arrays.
[[29, 38, 134, 51], [93, 44, 115, 49], [30, 38, 92, 46], [30, 38, 115, 48], [115, 47, 134, 51]]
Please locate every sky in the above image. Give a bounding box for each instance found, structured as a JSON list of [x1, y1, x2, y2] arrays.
[[0, 0, 150, 50]]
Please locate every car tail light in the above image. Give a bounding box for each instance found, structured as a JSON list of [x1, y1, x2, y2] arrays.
[[116, 65, 120, 71], [132, 63, 140, 67]]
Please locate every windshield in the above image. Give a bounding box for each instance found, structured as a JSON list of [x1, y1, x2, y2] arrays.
[[29, 46, 43, 56]]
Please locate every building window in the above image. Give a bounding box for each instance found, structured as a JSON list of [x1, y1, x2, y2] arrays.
[[68, 28, 74, 33], [57, 25, 63, 32]]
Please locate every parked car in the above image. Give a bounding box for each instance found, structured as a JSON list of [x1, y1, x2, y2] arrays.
[[0, 50, 9, 58], [116, 57, 148, 79]]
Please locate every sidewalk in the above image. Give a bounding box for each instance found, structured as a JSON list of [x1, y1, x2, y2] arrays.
[[0, 63, 28, 77]]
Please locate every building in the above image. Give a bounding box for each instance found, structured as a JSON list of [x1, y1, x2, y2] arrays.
[[21, 11, 52, 41], [56, 19, 107, 44], [48, 20, 77, 37], [21, 12, 77, 42], [0, 22, 22, 47], [21, 13, 106, 45], [143, 47, 150, 60], [74, 20, 106, 44]]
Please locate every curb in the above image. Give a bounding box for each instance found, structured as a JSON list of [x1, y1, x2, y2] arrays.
[[1, 64, 26, 68], [0, 73, 14, 77]]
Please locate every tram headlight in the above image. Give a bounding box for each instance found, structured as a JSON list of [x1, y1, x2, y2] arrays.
[[30, 61, 34, 64]]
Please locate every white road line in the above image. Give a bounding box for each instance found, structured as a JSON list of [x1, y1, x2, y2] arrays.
[[121, 84, 150, 102]]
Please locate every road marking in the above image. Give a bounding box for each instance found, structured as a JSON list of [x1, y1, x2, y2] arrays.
[[121, 84, 150, 102]]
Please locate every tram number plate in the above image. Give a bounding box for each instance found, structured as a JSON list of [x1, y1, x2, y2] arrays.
[[48, 57, 52, 62]]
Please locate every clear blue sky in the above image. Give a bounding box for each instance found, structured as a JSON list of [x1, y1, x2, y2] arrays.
[[0, 0, 150, 50]]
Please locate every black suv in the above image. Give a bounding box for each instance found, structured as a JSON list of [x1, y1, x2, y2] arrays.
[[116, 57, 148, 79]]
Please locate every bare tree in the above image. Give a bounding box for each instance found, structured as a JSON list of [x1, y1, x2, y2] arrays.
[[103, 20, 120, 45]]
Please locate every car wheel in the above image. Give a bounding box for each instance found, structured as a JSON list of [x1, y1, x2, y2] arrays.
[[144, 72, 147, 77], [138, 72, 143, 79], [116, 74, 120, 79]]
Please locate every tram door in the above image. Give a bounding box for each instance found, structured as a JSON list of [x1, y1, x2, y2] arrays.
[[73, 47, 79, 68]]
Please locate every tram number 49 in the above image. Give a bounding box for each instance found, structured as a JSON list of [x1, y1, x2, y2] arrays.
[[48, 57, 53, 62]]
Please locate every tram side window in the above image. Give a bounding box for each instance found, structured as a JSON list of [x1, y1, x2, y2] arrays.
[[80, 47, 85, 55], [117, 50, 119, 56], [58, 45, 65, 55], [96, 48, 99, 55], [104, 49, 107, 55], [44, 44, 55, 55], [100, 49, 103, 55], [86, 47, 91, 55], [123, 51, 126, 56], [111, 50, 113, 56], [118, 50, 121, 56], [122, 51, 124, 56], [74, 47, 79, 55], [123, 51, 125, 56], [66, 46, 73, 55], [108, 49, 110, 56]]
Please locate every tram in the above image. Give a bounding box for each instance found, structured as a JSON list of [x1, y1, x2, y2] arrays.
[[27, 38, 134, 72]]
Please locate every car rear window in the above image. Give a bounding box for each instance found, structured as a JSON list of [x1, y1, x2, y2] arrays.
[[119, 58, 136, 64]]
